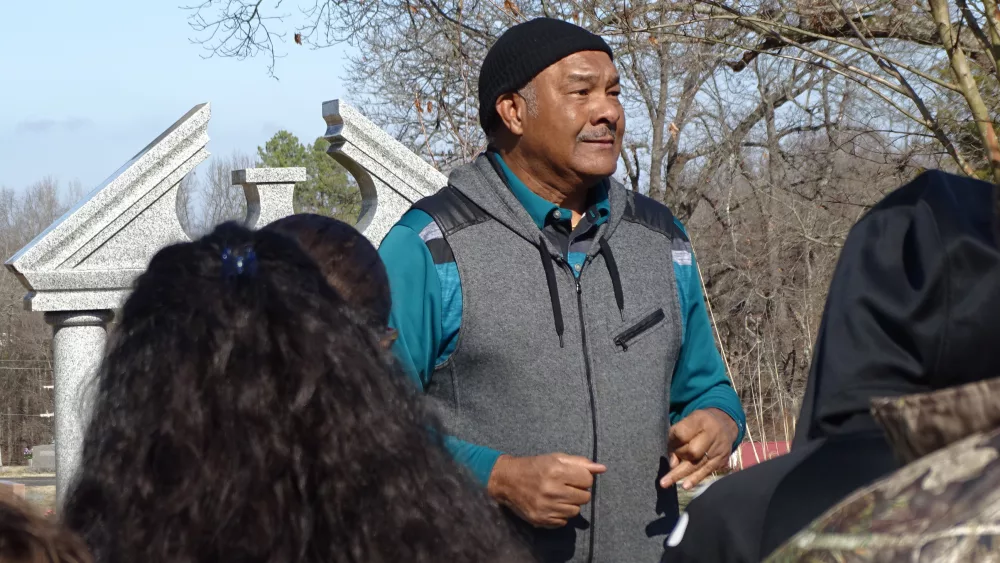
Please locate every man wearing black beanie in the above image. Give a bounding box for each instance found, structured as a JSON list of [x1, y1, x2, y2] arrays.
[[379, 17, 745, 563]]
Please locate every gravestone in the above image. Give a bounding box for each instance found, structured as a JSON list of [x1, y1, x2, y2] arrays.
[[5, 100, 445, 505], [28, 444, 55, 471]]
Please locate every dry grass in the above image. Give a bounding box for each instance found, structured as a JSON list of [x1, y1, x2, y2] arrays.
[[0, 466, 55, 478], [24, 485, 56, 513]]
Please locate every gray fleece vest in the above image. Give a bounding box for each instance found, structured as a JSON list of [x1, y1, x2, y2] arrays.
[[415, 155, 683, 563]]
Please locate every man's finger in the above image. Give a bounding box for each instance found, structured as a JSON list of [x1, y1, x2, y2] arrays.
[[681, 454, 723, 490], [538, 517, 569, 529], [530, 504, 580, 527], [549, 500, 583, 519], [660, 459, 697, 489], [556, 486, 592, 507], [672, 430, 714, 462], [667, 417, 704, 448], [557, 454, 608, 474], [562, 468, 597, 491], [669, 452, 680, 469]]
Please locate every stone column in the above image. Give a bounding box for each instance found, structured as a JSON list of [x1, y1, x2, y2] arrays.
[[233, 168, 305, 229], [44, 310, 114, 506]]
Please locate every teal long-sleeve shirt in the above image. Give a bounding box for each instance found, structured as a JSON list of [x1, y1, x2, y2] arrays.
[[378, 164, 745, 486]]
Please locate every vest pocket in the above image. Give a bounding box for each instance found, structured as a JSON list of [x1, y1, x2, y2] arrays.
[[613, 308, 666, 351]]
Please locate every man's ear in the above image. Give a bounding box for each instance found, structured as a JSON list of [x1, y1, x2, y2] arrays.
[[495, 92, 526, 137]]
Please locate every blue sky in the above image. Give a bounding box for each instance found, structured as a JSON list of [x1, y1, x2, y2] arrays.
[[0, 1, 354, 193]]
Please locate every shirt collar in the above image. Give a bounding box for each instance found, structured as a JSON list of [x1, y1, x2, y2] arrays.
[[493, 153, 610, 230]]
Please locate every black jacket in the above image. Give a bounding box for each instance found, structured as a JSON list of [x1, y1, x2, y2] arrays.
[[662, 170, 1000, 562]]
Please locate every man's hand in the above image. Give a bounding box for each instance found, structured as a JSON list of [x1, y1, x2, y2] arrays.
[[660, 408, 738, 490], [487, 453, 606, 528]]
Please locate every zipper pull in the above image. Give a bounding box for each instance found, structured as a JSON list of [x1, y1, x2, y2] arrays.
[[576, 281, 582, 294]]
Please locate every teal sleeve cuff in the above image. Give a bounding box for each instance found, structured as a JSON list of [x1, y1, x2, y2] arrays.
[[444, 436, 503, 486]]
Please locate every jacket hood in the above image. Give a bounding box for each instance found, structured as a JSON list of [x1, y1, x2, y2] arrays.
[[793, 170, 1000, 446]]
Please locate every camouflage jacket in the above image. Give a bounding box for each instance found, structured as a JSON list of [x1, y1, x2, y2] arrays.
[[766, 376, 1000, 562]]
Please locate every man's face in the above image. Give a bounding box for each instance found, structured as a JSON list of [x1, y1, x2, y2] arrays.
[[519, 51, 624, 181]]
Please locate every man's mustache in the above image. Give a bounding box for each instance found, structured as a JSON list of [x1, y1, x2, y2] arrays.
[[577, 125, 617, 142]]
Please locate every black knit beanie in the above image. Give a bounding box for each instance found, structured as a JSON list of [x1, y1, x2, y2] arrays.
[[478, 18, 613, 133]]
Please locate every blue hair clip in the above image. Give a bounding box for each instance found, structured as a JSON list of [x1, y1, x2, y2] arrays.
[[221, 246, 258, 279]]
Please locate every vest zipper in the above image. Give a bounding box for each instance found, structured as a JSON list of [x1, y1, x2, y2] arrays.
[[613, 308, 666, 351], [576, 276, 599, 563]]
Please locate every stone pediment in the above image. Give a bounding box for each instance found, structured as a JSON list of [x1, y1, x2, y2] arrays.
[[4, 104, 313, 313], [323, 100, 446, 245], [5, 104, 212, 312], [5, 99, 446, 312]]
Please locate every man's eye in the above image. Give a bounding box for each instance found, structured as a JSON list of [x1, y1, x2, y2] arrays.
[[610, 90, 622, 97]]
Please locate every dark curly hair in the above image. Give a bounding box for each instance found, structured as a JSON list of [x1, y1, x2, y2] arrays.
[[62, 222, 531, 563], [264, 213, 391, 329]]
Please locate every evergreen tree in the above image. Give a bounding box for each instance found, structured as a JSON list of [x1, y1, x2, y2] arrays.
[[258, 130, 360, 223]]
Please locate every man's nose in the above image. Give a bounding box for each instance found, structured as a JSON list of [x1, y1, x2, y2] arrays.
[[592, 94, 622, 127]]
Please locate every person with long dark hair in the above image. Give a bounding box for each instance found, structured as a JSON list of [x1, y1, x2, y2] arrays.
[[62, 222, 531, 563]]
